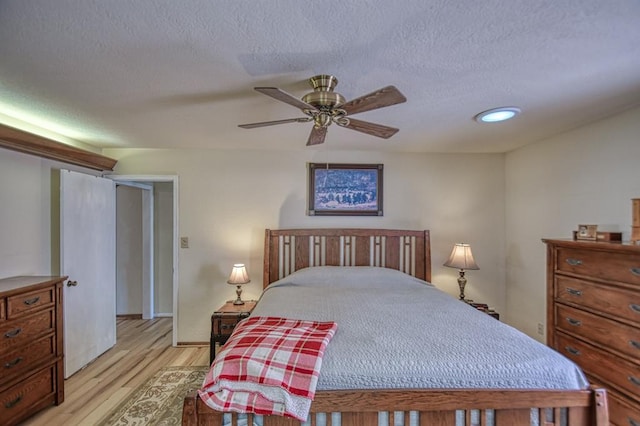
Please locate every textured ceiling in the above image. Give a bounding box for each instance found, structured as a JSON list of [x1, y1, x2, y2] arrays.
[[1, 0, 639, 153]]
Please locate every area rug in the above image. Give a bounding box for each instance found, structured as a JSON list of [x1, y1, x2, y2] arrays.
[[98, 365, 208, 426]]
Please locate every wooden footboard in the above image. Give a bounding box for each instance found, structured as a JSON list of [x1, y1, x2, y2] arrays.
[[183, 387, 608, 426]]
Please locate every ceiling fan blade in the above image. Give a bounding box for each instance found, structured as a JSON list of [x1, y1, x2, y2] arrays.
[[306, 126, 327, 146], [341, 118, 399, 139], [238, 117, 311, 129], [255, 87, 316, 111], [341, 86, 406, 116]]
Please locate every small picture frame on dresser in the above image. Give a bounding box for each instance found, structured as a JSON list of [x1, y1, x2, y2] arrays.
[[575, 224, 597, 241]]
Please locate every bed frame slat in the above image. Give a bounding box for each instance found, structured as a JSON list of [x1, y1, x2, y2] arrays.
[[495, 408, 531, 424], [263, 416, 297, 425], [355, 236, 370, 266], [419, 410, 455, 425], [341, 412, 378, 425], [326, 236, 340, 265], [385, 236, 400, 271], [295, 235, 310, 271]]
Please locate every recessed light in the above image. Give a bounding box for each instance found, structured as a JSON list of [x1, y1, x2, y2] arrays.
[[474, 107, 521, 123]]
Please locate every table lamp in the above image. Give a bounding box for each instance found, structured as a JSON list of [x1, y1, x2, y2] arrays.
[[227, 263, 250, 305], [443, 243, 479, 300]]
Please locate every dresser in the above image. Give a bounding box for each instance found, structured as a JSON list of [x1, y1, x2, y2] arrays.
[[543, 239, 640, 426], [0, 276, 66, 426]]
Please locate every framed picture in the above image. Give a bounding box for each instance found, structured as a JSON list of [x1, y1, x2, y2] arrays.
[[576, 224, 598, 241], [308, 163, 383, 216]]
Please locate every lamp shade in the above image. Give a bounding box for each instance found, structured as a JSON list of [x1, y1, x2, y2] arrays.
[[227, 264, 250, 285], [443, 244, 479, 270]]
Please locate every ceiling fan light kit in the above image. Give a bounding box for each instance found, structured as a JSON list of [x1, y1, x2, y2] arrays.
[[238, 74, 406, 146], [474, 106, 521, 123]]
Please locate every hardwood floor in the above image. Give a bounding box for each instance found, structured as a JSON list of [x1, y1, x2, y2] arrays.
[[24, 317, 209, 426]]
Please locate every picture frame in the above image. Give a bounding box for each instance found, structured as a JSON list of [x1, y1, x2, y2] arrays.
[[308, 163, 383, 216], [575, 224, 598, 241]]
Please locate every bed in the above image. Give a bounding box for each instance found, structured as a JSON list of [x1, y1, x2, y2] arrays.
[[183, 228, 608, 426]]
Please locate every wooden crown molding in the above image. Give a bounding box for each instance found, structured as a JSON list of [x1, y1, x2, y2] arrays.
[[0, 123, 117, 171]]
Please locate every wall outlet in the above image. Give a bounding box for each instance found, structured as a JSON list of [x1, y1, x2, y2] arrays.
[[180, 237, 189, 248], [537, 322, 544, 335]]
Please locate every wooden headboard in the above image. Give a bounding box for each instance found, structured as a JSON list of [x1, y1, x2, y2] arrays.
[[263, 228, 431, 287]]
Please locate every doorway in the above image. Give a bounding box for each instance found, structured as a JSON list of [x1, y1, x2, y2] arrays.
[[109, 175, 179, 346]]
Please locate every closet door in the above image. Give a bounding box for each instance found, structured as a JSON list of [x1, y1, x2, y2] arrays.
[[60, 170, 116, 378]]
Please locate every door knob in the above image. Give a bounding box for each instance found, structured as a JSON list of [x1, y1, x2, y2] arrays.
[[66, 280, 78, 287]]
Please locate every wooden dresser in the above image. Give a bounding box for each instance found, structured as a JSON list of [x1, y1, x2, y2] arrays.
[[543, 239, 640, 425], [0, 276, 66, 426]]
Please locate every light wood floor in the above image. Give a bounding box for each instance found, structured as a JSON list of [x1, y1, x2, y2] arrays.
[[24, 317, 209, 426]]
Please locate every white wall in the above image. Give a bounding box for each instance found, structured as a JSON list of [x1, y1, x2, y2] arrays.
[[154, 182, 174, 315], [116, 185, 143, 315], [505, 106, 640, 341], [0, 149, 100, 277], [105, 148, 506, 343], [0, 150, 53, 276]]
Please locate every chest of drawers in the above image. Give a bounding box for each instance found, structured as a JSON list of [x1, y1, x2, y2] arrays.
[[0, 276, 65, 426], [544, 239, 640, 426]]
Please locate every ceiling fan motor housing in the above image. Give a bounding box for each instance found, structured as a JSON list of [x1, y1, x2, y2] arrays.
[[302, 75, 345, 109]]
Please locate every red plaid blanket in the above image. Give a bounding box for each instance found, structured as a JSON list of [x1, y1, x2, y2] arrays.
[[198, 316, 338, 421]]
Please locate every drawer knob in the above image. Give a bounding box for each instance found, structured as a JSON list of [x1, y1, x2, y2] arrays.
[[4, 394, 23, 409], [4, 328, 22, 338], [565, 258, 583, 266], [629, 418, 640, 426], [631, 267, 640, 277], [631, 303, 640, 313], [564, 346, 581, 356], [629, 376, 640, 387], [565, 288, 583, 296], [23, 296, 40, 305], [566, 317, 582, 327], [631, 340, 640, 350], [4, 357, 23, 369]]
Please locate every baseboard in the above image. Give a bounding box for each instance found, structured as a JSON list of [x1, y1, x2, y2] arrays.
[[154, 313, 173, 317], [176, 341, 208, 347], [116, 314, 142, 319]]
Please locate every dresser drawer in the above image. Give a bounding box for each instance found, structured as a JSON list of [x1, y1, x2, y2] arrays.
[[608, 391, 640, 426], [0, 365, 56, 426], [0, 309, 55, 354], [7, 287, 54, 319], [555, 304, 640, 361], [556, 276, 640, 325], [556, 333, 640, 403], [556, 247, 640, 285], [1, 335, 55, 381]]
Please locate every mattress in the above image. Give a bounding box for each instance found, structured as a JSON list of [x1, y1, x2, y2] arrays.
[[219, 265, 589, 425], [251, 266, 588, 391]]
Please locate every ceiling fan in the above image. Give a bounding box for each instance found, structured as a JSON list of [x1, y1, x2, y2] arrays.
[[238, 75, 406, 146]]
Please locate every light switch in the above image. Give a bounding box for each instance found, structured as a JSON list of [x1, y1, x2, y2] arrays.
[[180, 237, 189, 248]]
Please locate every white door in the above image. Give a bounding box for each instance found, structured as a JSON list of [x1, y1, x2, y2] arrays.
[[61, 170, 116, 378]]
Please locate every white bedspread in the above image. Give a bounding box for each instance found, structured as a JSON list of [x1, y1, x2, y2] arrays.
[[251, 266, 589, 391]]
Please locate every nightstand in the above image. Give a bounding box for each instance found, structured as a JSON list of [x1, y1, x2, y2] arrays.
[[464, 300, 500, 320], [209, 300, 256, 364]]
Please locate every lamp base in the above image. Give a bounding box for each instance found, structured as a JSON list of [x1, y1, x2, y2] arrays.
[[457, 270, 468, 300], [233, 285, 245, 305]]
